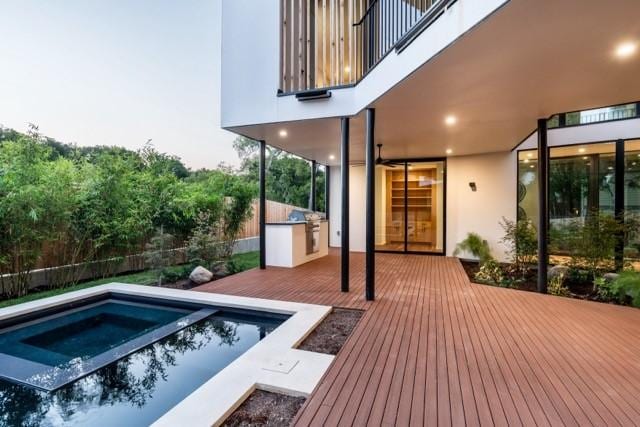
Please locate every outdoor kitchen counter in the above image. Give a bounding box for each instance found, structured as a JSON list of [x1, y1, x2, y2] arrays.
[[265, 220, 328, 268]]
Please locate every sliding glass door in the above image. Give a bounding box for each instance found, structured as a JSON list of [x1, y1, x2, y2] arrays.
[[375, 160, 445, 254]]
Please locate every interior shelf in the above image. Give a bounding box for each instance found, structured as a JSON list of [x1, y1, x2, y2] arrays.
[[383, 166, 438, 247]]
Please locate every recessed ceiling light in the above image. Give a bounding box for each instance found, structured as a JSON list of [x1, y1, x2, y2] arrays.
[[444, 115, 457, 126], [608, 166, 614, 170], [583, 156, 588, 160], [615, 41, 637, 58], [527, 153, 533, 158], [578, 147, 586, 153], [328, 154, 335, 160], [279, 129, 288, 138], [344, 66, 351, 74], [529, 165, 535, 169], [524, 159, 530, 164], [446, 148, 453, 155]]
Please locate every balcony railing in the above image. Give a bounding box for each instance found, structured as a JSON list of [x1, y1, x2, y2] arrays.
[[279, 0, 451, 94]]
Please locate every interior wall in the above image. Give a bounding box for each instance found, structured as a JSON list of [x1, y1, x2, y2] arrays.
[[446, 152, 517, 262]]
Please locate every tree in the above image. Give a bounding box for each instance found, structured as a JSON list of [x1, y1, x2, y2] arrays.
[[233, 136, 326, 211], [500, 217, 537, 279], [0, 128, 78, 296]]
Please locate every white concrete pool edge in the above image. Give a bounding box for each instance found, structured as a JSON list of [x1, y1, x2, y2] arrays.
[[0, 283, 334, 427]]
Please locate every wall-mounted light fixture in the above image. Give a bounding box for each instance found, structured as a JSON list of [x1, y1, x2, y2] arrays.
[[469, 182, 477, 192]]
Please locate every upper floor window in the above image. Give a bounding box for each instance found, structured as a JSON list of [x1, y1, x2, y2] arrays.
[[547, 102, 639, 129]]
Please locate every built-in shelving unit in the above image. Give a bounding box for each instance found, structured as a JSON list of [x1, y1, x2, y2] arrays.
[[384, 167, 437, 248]]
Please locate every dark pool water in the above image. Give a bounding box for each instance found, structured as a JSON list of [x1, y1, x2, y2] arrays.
[[0, 301, 191, 366], [0, 311, 284, 427]]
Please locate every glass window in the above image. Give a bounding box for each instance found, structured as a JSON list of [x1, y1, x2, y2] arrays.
[[566, 103, 637, 126], [625, 140, 640, 261], [517, 150, 539, 226], [518, 142, 618, 254]]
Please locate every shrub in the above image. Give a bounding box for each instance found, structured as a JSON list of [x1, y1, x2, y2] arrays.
[[594, 277, 616, 302], [186, 212, 222, 270], [610, 271, 640, 307], [144, 227, 175, 286], [564, 211, 623, 282], [474, 259, 505, 286], [500, 217, 537, 279], [454, 233, 493, 263], [548, 273, 570, 297]]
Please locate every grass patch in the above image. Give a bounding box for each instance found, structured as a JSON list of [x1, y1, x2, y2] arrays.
[[227, 251, 259, 274], [0, 252, 260, 310]]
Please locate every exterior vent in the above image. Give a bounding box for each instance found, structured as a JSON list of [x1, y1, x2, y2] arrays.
[[295, 90, 331, 102]]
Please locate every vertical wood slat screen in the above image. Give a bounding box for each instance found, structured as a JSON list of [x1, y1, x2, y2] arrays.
[[281, 0, 366, 93], [280, 0, 441, 94]]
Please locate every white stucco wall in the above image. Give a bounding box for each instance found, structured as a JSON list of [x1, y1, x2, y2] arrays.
[[221, 0, 508, 128], [329, 165, 366, 252], [446, 152, 517, 262]]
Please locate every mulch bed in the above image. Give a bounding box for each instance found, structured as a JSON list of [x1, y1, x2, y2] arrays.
[[298, 307, 364, 355], [221, 390, 306, 427], [460, 259, 595, 299], [220, 308, 364, 426]]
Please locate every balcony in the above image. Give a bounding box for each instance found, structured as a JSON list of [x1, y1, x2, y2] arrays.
[[279, 0, 454, 94]]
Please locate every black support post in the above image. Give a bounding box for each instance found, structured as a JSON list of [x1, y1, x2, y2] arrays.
[[365, 108, 375, 301], [259, 140, 266, 270], [615, 139, 625, 271], [537, 119, 548, 293], [310, 160, 317, 211], [325, 166, 330, 218], [341, 117, 350, 293]]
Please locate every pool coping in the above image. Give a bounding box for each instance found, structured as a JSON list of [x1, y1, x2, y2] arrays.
[[0, 284, 334, 427]]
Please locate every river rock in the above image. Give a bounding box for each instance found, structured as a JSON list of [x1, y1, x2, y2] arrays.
[[189, 266, 214, 284]]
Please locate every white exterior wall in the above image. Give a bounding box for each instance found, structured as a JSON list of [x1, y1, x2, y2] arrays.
[[329, 165, 366, 252], [221, 0, 508, 128], [446, 152, 516, 261]]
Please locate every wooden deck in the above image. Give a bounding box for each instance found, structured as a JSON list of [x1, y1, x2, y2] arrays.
[[197, 251, 640, 426]]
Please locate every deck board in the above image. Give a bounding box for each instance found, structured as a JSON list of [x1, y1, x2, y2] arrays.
[[196, 250, 640, 426]]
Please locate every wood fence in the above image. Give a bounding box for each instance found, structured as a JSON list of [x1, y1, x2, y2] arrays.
[[238, 199, 301, 239]]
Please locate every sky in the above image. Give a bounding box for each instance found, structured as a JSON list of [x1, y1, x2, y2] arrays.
[[0, 0, 239, 169]]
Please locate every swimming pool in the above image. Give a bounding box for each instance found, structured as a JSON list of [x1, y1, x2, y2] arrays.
[[0, 284, 334, 426]]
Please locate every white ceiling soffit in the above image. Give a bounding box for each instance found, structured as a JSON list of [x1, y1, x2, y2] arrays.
[[229, 0, 640, 165]]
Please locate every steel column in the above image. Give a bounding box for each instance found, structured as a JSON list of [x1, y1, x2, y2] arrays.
[[615, 139, 625, 271], [325, 166, 330, 218], [537, 119, 548, 293], [310, 160, 317, 211], [341, 118, 350, 292], [365, 108, 376, 301], [259, 140, 266, 270]]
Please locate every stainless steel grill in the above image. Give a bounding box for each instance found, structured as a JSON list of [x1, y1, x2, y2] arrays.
[[288, 210, 322, 254]]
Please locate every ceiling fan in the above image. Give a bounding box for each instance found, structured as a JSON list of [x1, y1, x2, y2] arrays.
[[350, 144, 405, 167]]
